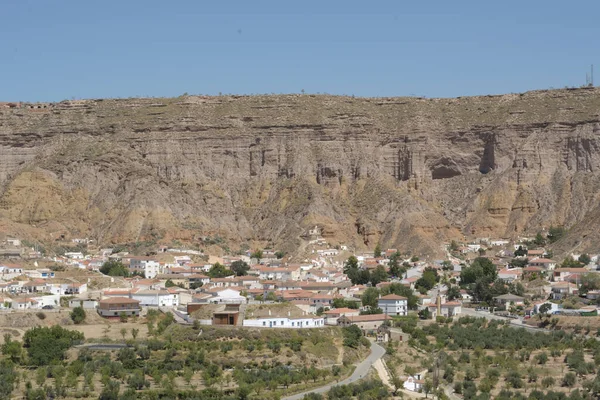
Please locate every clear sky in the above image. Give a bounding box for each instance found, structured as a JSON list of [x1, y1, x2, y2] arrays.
[[2, 0, 599, 101]]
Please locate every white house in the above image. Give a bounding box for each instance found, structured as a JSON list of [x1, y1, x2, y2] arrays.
[[174, 256, 192, 266], [243, 316, 325, 328], [467, 244, 481, 252], [427, 301, 462, 318], [129, 257, 162, 279], [31, 294, 60, 308], [530, 301, 559, 315], [377, 294, 408, 316], [64, 252, 85, 260], [317, 249, 339, 257], [498, 268, 523, 283], [69, 298, 99, 309], [197, 288, 247, 304], [529, 258, 557, 271], [132, 289, 179, 307], [258, 266, 301, 281], [403, 375, 424, 392], [11, 298, 38, 310], [323, 307, 360, 325]]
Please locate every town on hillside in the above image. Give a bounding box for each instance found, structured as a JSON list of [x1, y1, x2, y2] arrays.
[[0, 227, 597, 331], [1, 227, 599, 397]]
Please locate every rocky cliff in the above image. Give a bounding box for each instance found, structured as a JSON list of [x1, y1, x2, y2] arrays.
[[1, 88, 600, 255]]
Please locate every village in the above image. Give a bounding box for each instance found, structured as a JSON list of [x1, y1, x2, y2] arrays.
[[0, 226, 597, 333], [0, 227, 599, 397]]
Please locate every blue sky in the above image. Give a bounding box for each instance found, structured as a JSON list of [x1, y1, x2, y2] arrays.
[[1, 0, 599, 101]]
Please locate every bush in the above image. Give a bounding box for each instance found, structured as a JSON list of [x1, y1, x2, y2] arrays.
[[35, 312, 46, 320], [562, 372, 576, 387], [70, 307, 86, 324], [541, 376, 555, 388]]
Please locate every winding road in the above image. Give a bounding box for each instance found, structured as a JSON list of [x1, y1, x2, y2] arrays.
[[282, 342, 386, 400]]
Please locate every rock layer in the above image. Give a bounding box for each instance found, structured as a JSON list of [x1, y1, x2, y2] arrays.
[[1, 89, 600, 254]]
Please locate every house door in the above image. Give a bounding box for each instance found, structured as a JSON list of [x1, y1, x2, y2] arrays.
[[229, 316, 234, 325], [269, 321, 273, 327]]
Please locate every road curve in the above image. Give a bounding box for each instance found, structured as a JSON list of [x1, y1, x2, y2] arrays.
[[283, 341, 386, 400]]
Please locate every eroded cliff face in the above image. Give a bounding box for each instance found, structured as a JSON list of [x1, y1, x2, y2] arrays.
[[1, 88, 600, 255]]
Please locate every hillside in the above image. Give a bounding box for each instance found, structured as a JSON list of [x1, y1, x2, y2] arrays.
[[2, 88, 600, 255]]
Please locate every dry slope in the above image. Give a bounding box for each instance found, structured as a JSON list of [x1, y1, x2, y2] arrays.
[[1, 88, 600, 255]]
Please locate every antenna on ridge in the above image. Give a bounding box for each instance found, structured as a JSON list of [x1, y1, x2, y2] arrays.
[[586, 65, 594, 87]]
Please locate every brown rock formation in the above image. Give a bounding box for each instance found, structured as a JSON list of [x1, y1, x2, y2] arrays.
[[1, 89, 600, 255]]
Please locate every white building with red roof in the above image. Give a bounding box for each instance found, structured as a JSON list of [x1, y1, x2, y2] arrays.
[[377, 294, 408, 316]]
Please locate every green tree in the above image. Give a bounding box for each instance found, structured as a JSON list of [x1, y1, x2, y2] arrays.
[[99, 379, 120, 400], [374, 243, 382, 258], [460, 257, 497, 285], [1, 334, 23, 364], [165, 279, 176, 287], [561, 256, 584, 268], [580, 273, 600, 294], [250, 249, 263, 259], [388, 252, 404, 277], [416, 267, 438, 292], [370, 265, 388, 285], [361, 287, 379, 310], [342, 325, 363, 348], [579, 254, 591, 265], [447, 286, 461, 301], [343, 256, 361, 284], [230, 260, 250, 276], [548, 226, 566, 243], [23, 326, 84, 366], [509, 258, 528, 268], [0, 360, 17, 399], [539, 303, 552, 317], [207, 262, 233, 278], [449, 240, 459, 252], [535, 352, 548, 365], [99, 260, 130, 277], [274, 251, 285, 259], [514, 246, 527, 257], [423, 379, 433, 398], [533, 232, 547, 246], [418, 308, 431, 319], [542, 376, 555, 388], [70, 306, 86, 324]]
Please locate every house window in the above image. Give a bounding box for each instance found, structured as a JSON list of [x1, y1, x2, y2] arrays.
[[262, 321, 266, 326], [281, 321, 284, 326], [292, 322, 295, 327]]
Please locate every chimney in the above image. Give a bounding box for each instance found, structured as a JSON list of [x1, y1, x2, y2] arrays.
[[288, 311, 291, 316], [268, 309, 271, 316]]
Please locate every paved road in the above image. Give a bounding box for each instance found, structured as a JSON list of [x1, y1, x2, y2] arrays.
[[282, 342, 386, 400]]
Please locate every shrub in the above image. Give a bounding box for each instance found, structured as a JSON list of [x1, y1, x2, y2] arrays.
[[70, 307, 86, 324], [562, 372, 576, 387], [541, 376, 555, 388], [35, 312, 46, 320]]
